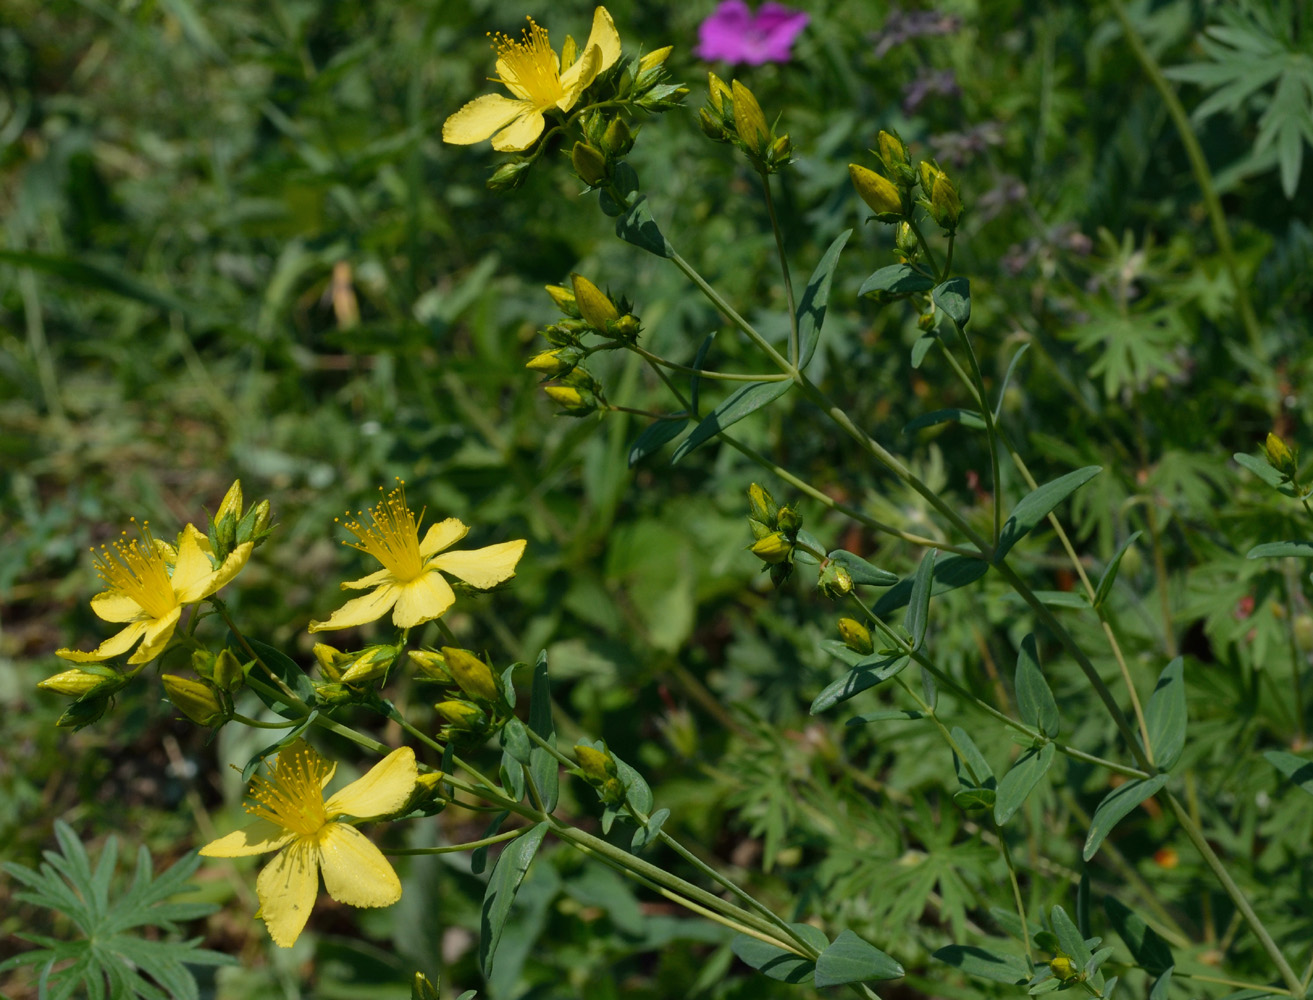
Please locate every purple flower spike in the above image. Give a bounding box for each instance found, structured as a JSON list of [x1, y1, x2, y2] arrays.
[[697, 0, 810, 66]]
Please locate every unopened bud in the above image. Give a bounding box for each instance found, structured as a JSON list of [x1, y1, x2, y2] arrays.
[[818, 560, 854, 598], [1049, 956, 1079, 983], [314, 642, 352, 681], [612, 314, 641, 341], [571, 142, 608, 186], [748, 483, 779, 527], [877, 130, 908, 169], [707, 72, 732, 114], [570, 274, 620, 332], [412, 972, 441, 1000], [639, 46, 673, 74], [526, 347, 583, 377], [699, 107, 728, 141], [487, 160, 531, 191], [409, 648, 451, 682], [341, 645, 397, 684], [162, 675, 225, 727], [435, 699, 486, 730], [545, 284, 580, 317], [930, 172, 961, 230], [918, 160, 941, 194], [895, 221, 917, 255], [1265, 432, 1297, 477], [213, 648, 244, 692], [776, 504, 802, 534], [837, 618, 874, 655], [441, 647, 502, 704], [544, 384, 592, 413], [39, 668, 115, 698], [731, 80, 769, 152], [574, 743, 616, 781], [767, 133, 794, 169], [191, 649, 217, 681], [602, 117, 634, 157], [242, 499, 274, 543], [751, 531, 793, 564], [216, 480, 243, 524], [849, 163, 902, 218]]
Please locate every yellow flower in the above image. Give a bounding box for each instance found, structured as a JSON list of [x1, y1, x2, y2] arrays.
[[201, 741, 417, 948], [309, 483, 526, 633], [442, 7, 622, 152], [57, 522, 252, 665]]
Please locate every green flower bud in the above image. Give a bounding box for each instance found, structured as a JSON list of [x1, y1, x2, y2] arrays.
[[409, 648, 451, 682], [1265, 432, 1297, 478], [707, 72, 732, 114], [698, 107, 728, 142], [573, 743, 617, 782], [412, 971, 441, 1000], [838, 618, 874, 655], [212, 480, 242, 553], [639, 46, 673, 74], [570, 274, 620, 332], [239, 498, 274, 546], [544, 366, 604, 416], [930, 171, 962, 230], [571, 141, 609, 187], [747, 483, 779, 526], [487, 160, 531, 191], [340, 645, 398, 684], [545, 283, 580, 317], [38, 668, 116, 698], [751, 531, 793, 564], [1049, 956, 1080, 983], [818, 560, 854, 599], [849, 163, 903, 219], [776, 504, 802, 535], [895, 221, 918, 256], [435, 699, 486, 730], [601, 117, 635, 158], [918, 160, 941, 194], [213, 648, 244, 692], [731, 80, 769, 153], [526, 346, 584, 377], [314, 642, 352, 681], [441, 646, 502, 704], [191, 649, 217, 681], [162, 675, 225, 727], [877, 129, 908, 169], [612, 314, 641, 341]]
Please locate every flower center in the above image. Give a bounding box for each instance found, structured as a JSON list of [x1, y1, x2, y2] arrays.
[[491, 17, 564, 108], [245, 744, 331, 836], [91, 520, 178, 620], [340, 482, 425, 582]]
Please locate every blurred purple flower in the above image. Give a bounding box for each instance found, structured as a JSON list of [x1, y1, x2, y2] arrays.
[[870, 7, 962, 58], [929, 121, 1004, 166], [901, 68, 959, 113], [697, 0, 810, 66]]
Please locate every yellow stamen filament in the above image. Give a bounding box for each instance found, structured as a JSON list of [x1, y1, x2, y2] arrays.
[[245, 745, 332, 836], [91, 519, 177, 619], [338, 480, 425, 582], [490, 18, 563, 106]]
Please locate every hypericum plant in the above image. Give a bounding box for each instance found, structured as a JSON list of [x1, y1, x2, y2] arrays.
[[32, 4, 1313, 998]]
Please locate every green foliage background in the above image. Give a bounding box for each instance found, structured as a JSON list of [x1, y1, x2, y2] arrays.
[[2, 0, 1312, 997]]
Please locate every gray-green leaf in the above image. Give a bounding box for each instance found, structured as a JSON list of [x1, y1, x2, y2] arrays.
[[1083, 774, 1170, 860]]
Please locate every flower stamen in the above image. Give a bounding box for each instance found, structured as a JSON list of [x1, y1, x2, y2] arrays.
[[491, 18, 564, 106], [245, 745, 332, 836], [90, 519, 177, 620], [338, 480, 426, 583]]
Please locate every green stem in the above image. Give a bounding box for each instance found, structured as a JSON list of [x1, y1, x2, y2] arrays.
[[1163, 792, 1302, 995], [757, 165, 799, 365], [230, 713, 301, 729], [905, 217, 943, 281], [1281, 559, 1308, 743], [385, 827, 529, 855], [997, 825, 1033, 962], [1107, 0, 1263, 356], [628, 341, 791, 381], [210, 600, 298, 703], [666, 248, 793, 372], [952, 316, 1004, 546]]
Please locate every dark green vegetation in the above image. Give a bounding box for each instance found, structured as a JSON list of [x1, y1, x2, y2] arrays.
[[3, 0, 1312, 997]]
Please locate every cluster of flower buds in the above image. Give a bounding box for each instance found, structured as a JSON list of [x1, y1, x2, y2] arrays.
[[207, 480, 274, 563], [699, 75, 794, 174], [411, 647, 510, 743], [614, 45, 685, 112], [37, 664, 130, 728], [312, 641, 402, 702], [571, 111, 637, 189], [573, 740, 626, 805], [528, 275, 642, 417], [158, 647, 247, 726], [747, 483, 803, 586], [850, 129, 960, 233]]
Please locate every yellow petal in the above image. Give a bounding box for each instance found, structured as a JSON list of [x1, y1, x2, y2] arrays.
[[200, 818, 295, 858], [317, 823, 402, 908], [580, 7, 621, 74], [126, 606, 182, 664], [390, 572, 456, 628], [256, 840, 320, 948], [56, 620, 150, 663], [308, 585, 400, 633], [325, 746, 417, 819], [169, 524, 218, 598], [491, 111, 548, 152], [557, 43, 601, 112], [418, 517, 469, 558], [89, 591, 147, 624], [429, 539, 526, 589], [339, 567, 397, 591], [443, 93, 530, 145]]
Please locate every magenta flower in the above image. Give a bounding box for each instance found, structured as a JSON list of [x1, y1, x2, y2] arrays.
[[696, 1, 810, 66]]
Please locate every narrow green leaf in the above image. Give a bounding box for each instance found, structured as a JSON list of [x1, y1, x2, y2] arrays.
[[1094, 531, 1143, 608], [1149, 967, 1173, 1000], [994, 342, 1031, 419], [499, 752, 525, 802], [933, 944, 1030, 985], [470, 811, 509, 876], [1050, 905, 1093, 968], [614, 756, 654, 814], [1248, 541, 1313, 559], [1144, 658, 1186, 770], [858, 263, 934, 297], [905, 550, 936, 649], [1234, 451, 1291, 489], [1264, 750, 1313, 797], [689, 333, 715, 414], [501, 718, 531, 765], [1104, 897, 1173, 975], [731, 924, 829, 983], [480, 822, 550, 976], [671, 380, 792, 463], [871, 556, 989, 618], [798, 230, 851, 369], [810, 656, 909, 714], [995, 467, 1102, 562], [905, 407, 986, 433], [242, 638, 316, 716], [933, 277, 971, 328], [845, 709, 925, 726], [951, 726, 995, 787], [994, 743, 1056, 824], [953, 787, 995, 810], [814, 929, 903, 987], [911, 333, 937, 368], [826, 549, 899, 587], [631, 807, 670, 851], [615, 196, 672, 257], [1015, 634, 1061, 736], [628, 418, 688, 467], [528, 651, 559, 812], [1083, 774, 1170, 860]]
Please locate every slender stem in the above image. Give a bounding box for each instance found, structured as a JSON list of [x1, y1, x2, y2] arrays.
[[1163, 791, 1302, 995], [211, 600, 298, 702], [385, 827, 528, 855], [230, 713, 301, 729], [1281, 559, 1308, 743], [996, 826, 1033, 962], [1144, 499, 1178, 658], [953, 316, 1003, 546], [1107, 0, 1263, 356], [905, 217, 943, 280], [1173, 971, 1292, 995], [628, 341, 791, 381], [666, 248, 794, 372], [756, 166, 799, 365]]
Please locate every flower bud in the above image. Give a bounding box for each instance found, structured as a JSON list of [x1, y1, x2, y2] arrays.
[[776, 504, 802, 534], [731, 80, 769, 152], [571, 141, 609, 186], [213, 648, 244, 692], [39, 668, 116, 698], [212, 480, 242, 553], [838, 618, 874, 655], [570, 274, 620, 333], [526, 347, 584, 377], [412, 972, 441, 1000], [574, 743, 618, 782], [930, 172, 962, 230], [441, 646, 502, 704], [611, 314, 641, 341], [435, 699, 486, 730], [215, 480, 243, 524], [487, 160, 531, 191], [314, 642, 352, 681], [58, 697, 110, 729], [544, 366, 604, 416], [1265, 432, 1297, 478], [1048, 956, 1080, 983], [767, 133, 794, 171], [602, 117, 635, 158], [162, 675, 225, 727], [639, 46, 673, 74], [698, 108, 729, 142], [818, 560, 854, 599], [877, 130, 908, 169], [707, 72, 732, 114], [751, 531, 793, 564], [918, 160, 941, 194], [240, 499, 274, 546], [341, 644, 398, 684], [849, 163, 902, 218], [191, 649, 217, 681], [748, 483, 779, 527], [409, 648, 451, 682], [895, 221, 918, 256], [545, 284, 580, 317], [314, 682, 356, 706]]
